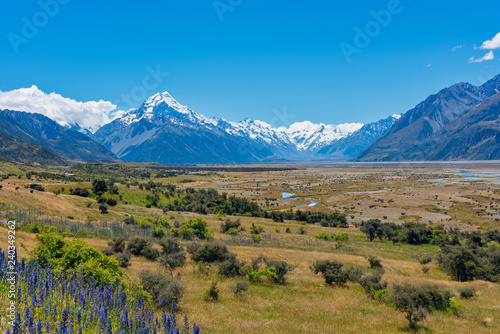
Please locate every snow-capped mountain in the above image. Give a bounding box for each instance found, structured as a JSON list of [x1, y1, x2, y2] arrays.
[[93, 91, 370, 163], [279, 121, 363, 151], [316, 114, 401, 160], [358, 75, 500, 161]]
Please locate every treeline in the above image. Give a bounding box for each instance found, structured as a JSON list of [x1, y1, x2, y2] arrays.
[[162, 187, 347, 225], [358, 219, 500, 283]]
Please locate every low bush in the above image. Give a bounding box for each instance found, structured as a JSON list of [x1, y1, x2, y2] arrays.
[[139, 270, 184, 308], [29, 184, 45, 192], [115, 252, 131, 268], [33, 232, 122, 285], [204, 281, 220, 302], [359, 271, 388, 299], [188, 242, 232, 263], [108, 237, 126, 253], [367, 256, 383, 269], [220, 219, 241, 233], [265, 259, 295, 285], [70, 187, 90, 197], [311, 260, 349, 287], [158, 238, 186, 273], [141, 245, 160, 261], [230, 281, 249, 297], [390, 283, 453, 328], [218, 254, 246, 277], [127, 237, 150, 255], [458, 287, 477, 299], [170, 218, 211, 240]]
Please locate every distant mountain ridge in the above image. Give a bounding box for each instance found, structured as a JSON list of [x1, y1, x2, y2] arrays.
[[0, 109, 117, 162], [93, 92, 394, 164], [357, 75, 500, 161], [0, 131, 68, 165]]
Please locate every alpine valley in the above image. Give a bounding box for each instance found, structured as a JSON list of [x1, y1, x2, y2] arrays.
[[92, 92, 399, 164], [0, 74, 499, 164]]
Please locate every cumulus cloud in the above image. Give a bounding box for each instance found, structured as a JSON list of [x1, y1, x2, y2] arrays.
[[468, 50, 495, 63], [477, 32, 500, 50], [0, 86, 125, 133]]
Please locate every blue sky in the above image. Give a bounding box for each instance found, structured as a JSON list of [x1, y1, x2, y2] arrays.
[[0, 0, 499, 126]]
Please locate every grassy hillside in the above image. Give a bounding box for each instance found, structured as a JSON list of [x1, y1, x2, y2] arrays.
[[0, 162, 499, 333]]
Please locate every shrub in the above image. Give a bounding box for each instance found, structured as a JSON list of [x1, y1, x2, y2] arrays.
[[252, 234, 262, 243], [92, 179, 108, 196], [421, 265, 430, 274], [458, 287, 477, 299], [29, 184, 45, 192], [367, 256, 383, 269], [311, 260, 349, 287], [189, 242, 232, 263], [418, 255, 432, 265], [275, 228, 280, 233], [139, 270, 184, 308], [265, 259, 295, 285], [218, 254, 245, 277], [70, 188, 90, 197], [390, 283, 453, 328], [108, 237, 127, 253], [230, 281, 249, 297], [285, 227, 291, 233], [170, 218, 211, 240], [33, 232, 122, 285], [107, 198, 118, 206], [127, 237, 150, 255], [28, 222, 41, 234], [243, 264, 277, 283], [152, 227, 166, 239], [158, 238, 186, 273], [115, 252, 131, 268], [298, 227, 306, 235], [124, 215, 135, 225], [220, 219, 241, 233], [250, 223, 264, 235], [359, 272, 388, 299], [141, 245, 160, 261], [98, 203, 108, 214], [204, 281, 219, 302], [437, 245, 479, 282]]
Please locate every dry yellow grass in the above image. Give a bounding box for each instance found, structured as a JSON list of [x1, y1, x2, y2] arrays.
[[1, 163, 500, 333]]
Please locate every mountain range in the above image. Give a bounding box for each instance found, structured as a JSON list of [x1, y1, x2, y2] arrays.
[[0, 74, 499, 165], [358, 75, 500, 161], [93, 92, 398, 164], [0, 109, 116, 164]]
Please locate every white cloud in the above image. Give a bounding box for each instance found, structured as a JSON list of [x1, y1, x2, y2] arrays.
[[468, 50, 495, 63], [477, 32, 500, 50], [0, 86, 125, 133], [426, 63, 432, 67], [452, 44, 464, 51]]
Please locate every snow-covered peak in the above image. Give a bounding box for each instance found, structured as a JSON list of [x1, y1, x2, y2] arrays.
[[278, 121, 363, 150], [115, 90, 366, 151], [143, 91, 191, 114], [392, 114, 402, 120]]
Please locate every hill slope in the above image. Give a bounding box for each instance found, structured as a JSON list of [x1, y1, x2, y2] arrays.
[[0, 109, 117, 161], [0, 131, 68, 165]]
